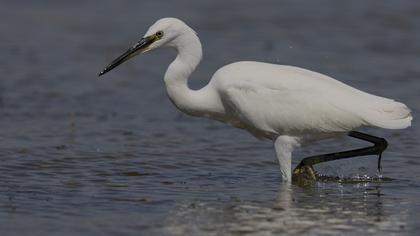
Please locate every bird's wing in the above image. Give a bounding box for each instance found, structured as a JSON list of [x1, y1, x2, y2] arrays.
[[219, 78, 362, 135], [212, 62, 411, 136]]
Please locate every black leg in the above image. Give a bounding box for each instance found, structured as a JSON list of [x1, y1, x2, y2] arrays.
[[293, 131, 388, 182], [347, 131, 388, 172]]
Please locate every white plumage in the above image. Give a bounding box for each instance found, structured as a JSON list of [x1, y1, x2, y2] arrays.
[[212, 61, 412, 136], [99, 18, 412, 182]]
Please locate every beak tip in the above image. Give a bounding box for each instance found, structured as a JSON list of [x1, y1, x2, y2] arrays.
[[98, 69, 107, 78]]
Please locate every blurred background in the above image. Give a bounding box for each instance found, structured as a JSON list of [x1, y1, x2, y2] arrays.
[[0, 0, 419, 235]]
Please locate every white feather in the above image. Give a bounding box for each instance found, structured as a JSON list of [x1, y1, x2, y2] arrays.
[[210, 61, 412, 139]]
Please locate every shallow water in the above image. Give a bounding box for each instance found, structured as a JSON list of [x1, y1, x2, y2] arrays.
[[1, 1, 420, 235]]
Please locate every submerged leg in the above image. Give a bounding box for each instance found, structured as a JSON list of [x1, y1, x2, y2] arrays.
[[293, 131, 388, 181]]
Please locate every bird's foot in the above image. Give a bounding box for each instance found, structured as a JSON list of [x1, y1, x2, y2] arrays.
[[292, 164, 317, 186]]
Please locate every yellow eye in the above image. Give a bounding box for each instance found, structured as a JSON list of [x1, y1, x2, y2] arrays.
[[156, 31, 164, 38]]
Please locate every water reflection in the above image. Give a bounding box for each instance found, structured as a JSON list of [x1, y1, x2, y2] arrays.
[[165, 182, 407, 235]]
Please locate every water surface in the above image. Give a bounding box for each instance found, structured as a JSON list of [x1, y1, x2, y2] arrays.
[[1, 1, 419, 235]]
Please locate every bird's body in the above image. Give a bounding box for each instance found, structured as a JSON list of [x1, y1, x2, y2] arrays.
[[206, 61, 411, 139], [99, 18, 412, 182]]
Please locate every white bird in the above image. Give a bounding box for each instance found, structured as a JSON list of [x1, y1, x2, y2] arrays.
[[99, 18, 412, 182]]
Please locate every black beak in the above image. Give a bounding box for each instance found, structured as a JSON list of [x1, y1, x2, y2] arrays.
[[98, 35, 156, 77]]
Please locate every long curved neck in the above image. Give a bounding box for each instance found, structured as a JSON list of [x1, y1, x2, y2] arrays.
[[164, 31, 220, 117]]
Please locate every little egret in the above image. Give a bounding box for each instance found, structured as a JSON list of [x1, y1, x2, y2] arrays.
[[99, 18, 412, 182]]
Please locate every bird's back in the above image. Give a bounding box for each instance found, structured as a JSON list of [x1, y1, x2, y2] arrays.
[[210, 61, 412, 139]]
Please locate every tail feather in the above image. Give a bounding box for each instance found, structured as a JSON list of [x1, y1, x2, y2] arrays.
[[364, 100, 412, 129]]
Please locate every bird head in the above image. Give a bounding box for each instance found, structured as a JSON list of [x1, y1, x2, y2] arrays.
[[98, 18, 191, 77]]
